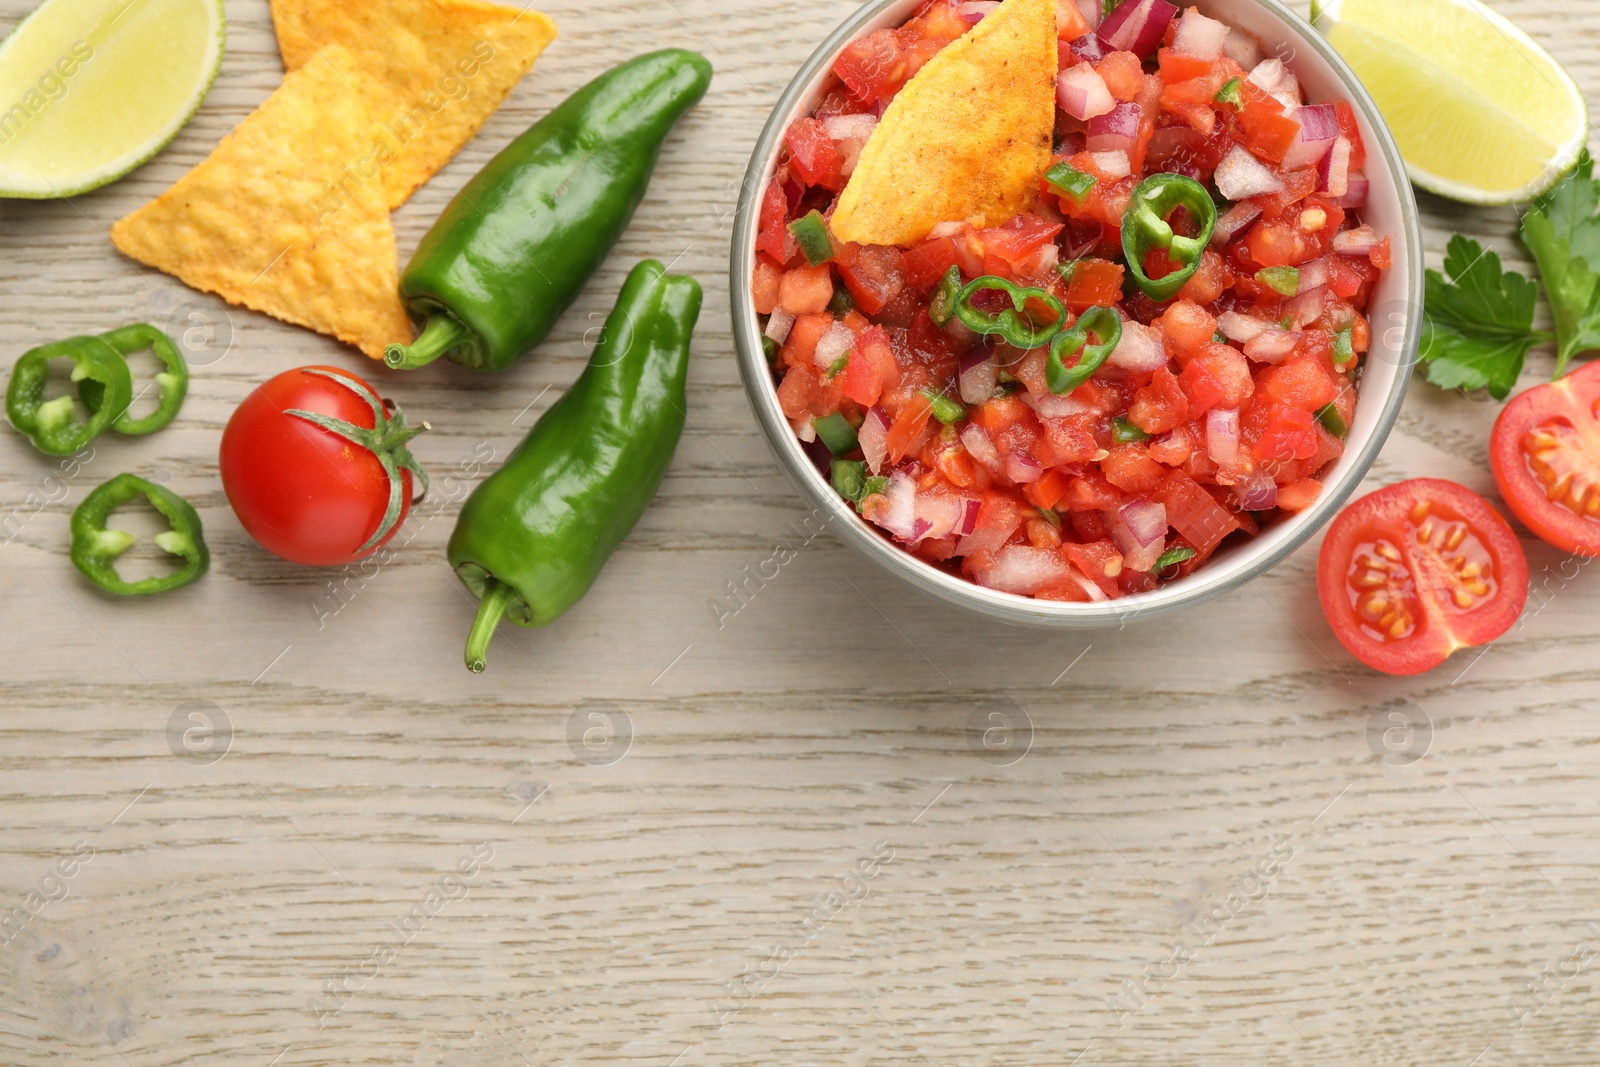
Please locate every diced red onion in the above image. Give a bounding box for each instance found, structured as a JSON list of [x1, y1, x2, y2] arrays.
[[1338, 173, 1369, 208], [1097, 0, 1175, 59], [764, 308, 795, 344], [1271, 71, 1302, 110], [1206, 407, 1240, 467], [976, 545, 1076, 595], [1221, 27, 1263, 69], [879, 470, 917, 540], [1211, 201, 1263, 246], [823, 113, 877, 176], [1288, 287, 1326, 329], [1280, 104, 1338, 171], [1108, 319, 1168, 373], [1068, 31, 1106, 62], [1172, 9, 1228, 60], [913, 493, 963, 542], [1216, 311, 1270, 344], [1057, 62, 1115, 121], [860, 406, 889, 474], [1113, 498, 1166, 572], [793, 416, 817, 443], [1237, 470, 1278, 511], [960, 423, 1000, 470], [1074, 570, 1111, 601], [956, 497, 982, 537], [1333, 224, 1381, 256], [1214, 146, 1285, 201], [1073, 0, 1101, 29], [958, 350, 999, 405], [957, 0, 999, 23], [1298, 257, 1330, 291], [1087, 101, 1141, 156], [927, 220, 966, 240], [1089, 149, 1131, 179], [813, 321, 854, 371], [1244, 329, 1300, 364], [1247, 58, 1286, 93], [1004, 452, 1044, 485], [1319, 136, 1351, 198], [1029, 390, 1094, 418]]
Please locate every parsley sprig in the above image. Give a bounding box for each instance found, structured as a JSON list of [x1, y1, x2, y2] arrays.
[[1421, 150, 1600, 398]]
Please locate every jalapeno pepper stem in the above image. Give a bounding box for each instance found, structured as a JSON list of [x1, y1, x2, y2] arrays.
[[464, 577, 518, 673], [385, 313, 470, 371]]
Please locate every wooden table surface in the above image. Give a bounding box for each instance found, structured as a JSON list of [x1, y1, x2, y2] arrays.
[[4, 0, 1599, 1063]]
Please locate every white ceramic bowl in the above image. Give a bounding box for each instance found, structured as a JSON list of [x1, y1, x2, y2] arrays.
[[730, 0, 1422, 627]]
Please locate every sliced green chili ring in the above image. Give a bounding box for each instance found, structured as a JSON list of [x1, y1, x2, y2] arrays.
[[929, 265, 963, 327], [1120, 173, 1218, 302], [787, 209, 834, 266], [1256, 265, 1301, 296], [813, 411, 859, 456], [78, 324, 188, 436], [1111, 415, 1150, 442], [1315, 401, 1347, 438], [1154, 545, 1196, 571], [827, 285, 856, 316], [954, 275, 1065, 349], [69, 473, 209, 596], [1046, 305, 1123, 394], [6, 335, 133, 456], [1045, 160, 1097, 208], [1332, 327, 1355, 366], [832, 458, 868, 502], [1215, 77, 1244, 109], [920, 389, 967, 425]]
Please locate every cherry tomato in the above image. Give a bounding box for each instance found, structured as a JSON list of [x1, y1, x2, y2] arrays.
[[1490, 360, 1600, 555], [220, 365, 430, 567], [1316, 479, 1528, 676]]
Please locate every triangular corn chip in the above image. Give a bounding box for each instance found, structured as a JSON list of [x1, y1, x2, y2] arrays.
[[270, 0, 557, 209], [830, 0, 1058, 247], [111, 48, 412, 359]]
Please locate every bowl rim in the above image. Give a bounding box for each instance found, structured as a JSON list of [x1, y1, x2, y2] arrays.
[[729, 0, 1423, 628]]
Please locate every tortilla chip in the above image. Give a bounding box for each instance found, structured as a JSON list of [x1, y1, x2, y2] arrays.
[[111, 47, 411, 359], [830, 0, 1058, 247], [270, 0, 557, 209]]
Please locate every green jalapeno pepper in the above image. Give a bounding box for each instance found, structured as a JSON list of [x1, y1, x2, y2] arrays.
[[385, 50, 712, 373], [70, 473, 209, 596], [6, 335, 133, 455], [78, 324, 189, 436], [929, 266, 963, 328], [1047, 306, 1123, 394], [447, 259, 701, 672], [1121, 173, 1218, 302], [954, 276, 1065, 349]]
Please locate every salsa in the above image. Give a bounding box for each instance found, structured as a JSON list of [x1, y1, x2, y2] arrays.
[[753, 0, 1391, 601]]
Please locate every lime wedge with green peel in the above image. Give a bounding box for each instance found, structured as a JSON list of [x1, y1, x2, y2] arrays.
[[1312, 0, 1587, 205], [0, 0, 225, 199]]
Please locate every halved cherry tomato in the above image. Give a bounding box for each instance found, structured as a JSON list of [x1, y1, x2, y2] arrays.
[[1490, 359, 1600, 555], [1316, 479, 1529, 676]]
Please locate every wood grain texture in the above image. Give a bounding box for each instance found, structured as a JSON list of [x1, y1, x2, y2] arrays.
[[3, 1, 1600, 1064]]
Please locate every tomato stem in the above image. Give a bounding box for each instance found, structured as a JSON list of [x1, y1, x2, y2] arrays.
[[464, 577, 517, 674], [386, 313, 470, 371]]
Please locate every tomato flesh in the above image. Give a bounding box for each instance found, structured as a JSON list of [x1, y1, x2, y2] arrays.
[[1490, 360, 1600, 555], [1317, 479, 1528, 675]]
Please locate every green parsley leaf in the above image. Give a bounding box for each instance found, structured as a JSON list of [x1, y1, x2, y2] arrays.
[[1420, 234, 1550, 400], [1520, 149, 1600, 374]]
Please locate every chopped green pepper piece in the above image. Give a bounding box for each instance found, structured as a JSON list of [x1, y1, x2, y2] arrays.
[[1047, 305, 1122, 394], [860, 474, 889, 502], [920, 390, 967, 424], [78, 324, 188, 436], [1154, 545, 1197, 571], [832, 458, 868, 502], [762, 335, 780, 363], [1256, 266, 1301, 296], [827, 352, 850, 379], [6, 335, 133, 456], [954, 275, 1065, 349], [1212, 331, 1228, 344], [1045, 161, 1097, 208], [69, 473, 209, 596], [1111, 416, 1150, 442], [929, 265, 964, 327], [787, 209, 834, 267], [813, 411, 859, 456], [1038, 507, 1062, 529], [1315, 401, 1347, 437], [1121, 173, 1218, 302], [827, 285, 856, 316], [1332, 327, 1355, 365], [1215, 77, 1244, 109]]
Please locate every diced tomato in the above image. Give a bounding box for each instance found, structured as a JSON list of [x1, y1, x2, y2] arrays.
[[1061, 469, 1123, 512], [756, 176, 797, 263], [843, 324, 898, 406], [1245, 218, 1317, 268], [1157, 300, 1218, 359], [1156, 47, 1213, 85], [1064, 539, 1124, 596], [1024, 468, 1069, 510], [785, 117, 845, 192], [833, 29, 909, 103], [1253, 404, 1320, 464], [1256, 349, 1338, 411], [1237, 81, 1301, 164], [1033, 414, 1101, 466], [1175, 249, 1227, 305], [1177, 358, 1225, 416], [979, 213, 1064, 271], [1332, 101, 1365, 170], [1276, 477, 1322, 512], [975, 490, 1027, 543], [1370, 237, 1393, 271], [1101, 442, 1166, 495], [1153, 468, 1240, 558], [1071, 509, 1112, 542], [903, 235, 962, 290], [929, 436, 978, 488], [752, 256, 782, 315], [834, 243, 907, 316], [779, 263, 835, 315], [1097, 51, 1145, 102], [780, 312, 833, 370], [886, 395, 935, 462], [1064, 258, 1125, 310], [973, 394, 1035, 435], [1148, 421, 1199, 466], [1128, 366, 1189, 435], [1250, 168, 1319, 221], [1056, 0, 1092, 40], [776, 364, 818, 419]]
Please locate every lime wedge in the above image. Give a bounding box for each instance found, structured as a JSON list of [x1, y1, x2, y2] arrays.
[[0, 0, 224, 199], [1312, 0, 1587, 204]]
